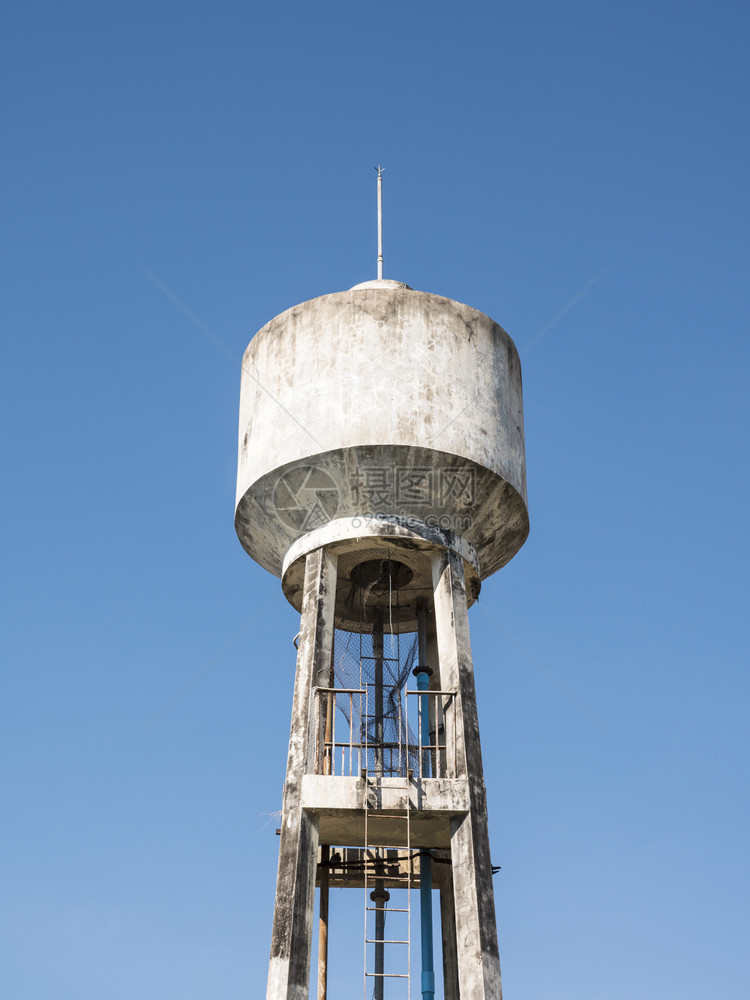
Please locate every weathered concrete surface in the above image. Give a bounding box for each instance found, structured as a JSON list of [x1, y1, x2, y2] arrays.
[[282, 515, 480, 584], [301, 775, 470, 848], [266, 549, 337, 1000], [440, 868, 460, 1000], [433, 548, 503, 1000], [265, 538, 505, 998], [302, 775, 470, 812], [282, 521, 481, 631], [235, 285, 528, 581]]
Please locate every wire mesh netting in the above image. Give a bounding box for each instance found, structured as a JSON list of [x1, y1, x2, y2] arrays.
[[329, 558, 421, 778], [331, 627, 419, 777]]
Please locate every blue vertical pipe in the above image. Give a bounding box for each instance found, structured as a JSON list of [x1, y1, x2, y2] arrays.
[[414, 664, 435, 1000]]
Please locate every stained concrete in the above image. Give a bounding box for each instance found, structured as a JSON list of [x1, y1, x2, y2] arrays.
[[301, 775, 470, 848], [267, 549, 336, 1000], [235, 285, 528, 582], [433, 548, 503, 1000], [281, 519, 481, 631], [264, 539, 504, 1000], [243, 278, 522, 999]]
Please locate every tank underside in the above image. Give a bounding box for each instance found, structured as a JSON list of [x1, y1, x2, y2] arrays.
[[235, 443, 528, 582]]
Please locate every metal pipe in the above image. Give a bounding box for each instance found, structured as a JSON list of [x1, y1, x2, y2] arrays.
[[376, 166, 384, 280], [370, 883, 390, 1000]]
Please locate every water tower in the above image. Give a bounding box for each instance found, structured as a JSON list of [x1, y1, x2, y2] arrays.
[[235, 175, 529, 1000]]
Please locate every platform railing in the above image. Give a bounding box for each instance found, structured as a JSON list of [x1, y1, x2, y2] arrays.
[[314, 687, 456, 779], [406, 689, 456, 779], [315, 687, 366, 776]]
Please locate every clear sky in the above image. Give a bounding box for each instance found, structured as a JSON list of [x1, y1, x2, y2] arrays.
[[2, 1, 748, 998]]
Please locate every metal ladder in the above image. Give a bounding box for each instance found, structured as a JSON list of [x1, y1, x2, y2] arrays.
[[362, 678, 413, 1000]]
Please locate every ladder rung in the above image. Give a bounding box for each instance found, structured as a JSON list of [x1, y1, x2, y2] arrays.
[[366, 973, 409, 979], [363, 782, 412, 789], [364, 780, 411, 784], [366, 906, 410, 912], [366, 938, 409, 945]]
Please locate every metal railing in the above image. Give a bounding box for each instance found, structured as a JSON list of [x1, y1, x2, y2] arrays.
[[405, 688, 456, 780], [315, 687, 366, 776], [314, 686, 456, 779]]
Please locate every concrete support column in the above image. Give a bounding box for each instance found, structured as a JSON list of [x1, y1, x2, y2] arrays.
[[317, 845, 330, 1000], [439, 869, 460, 1000], [432, 548, 503, 1000], [267, 547, 338, 1000]]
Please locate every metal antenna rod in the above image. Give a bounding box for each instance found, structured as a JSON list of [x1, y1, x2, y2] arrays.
[[375, 165, 385, 279]]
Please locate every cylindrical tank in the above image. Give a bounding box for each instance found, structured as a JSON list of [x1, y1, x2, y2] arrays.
[[235, 279, 529, 581]]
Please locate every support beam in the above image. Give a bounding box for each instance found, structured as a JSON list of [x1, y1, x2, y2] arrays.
[[432, 548, 503, 1000], [267, 548, 338, 1000], [317, 845, 330, 1000], [440, 868, 460, 1000]]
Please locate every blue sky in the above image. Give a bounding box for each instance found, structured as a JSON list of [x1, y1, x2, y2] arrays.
[[1, 1, 748, 997]]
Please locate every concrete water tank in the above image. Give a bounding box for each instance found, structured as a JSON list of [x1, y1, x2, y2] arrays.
[[235, 278, 529, 599]]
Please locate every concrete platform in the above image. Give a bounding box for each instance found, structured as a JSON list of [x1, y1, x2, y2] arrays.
[[301, 775, 470, 848]]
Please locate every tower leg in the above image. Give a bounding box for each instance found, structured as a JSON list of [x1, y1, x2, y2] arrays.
[[439, 868, 460, 1000], [432, 548, 503, 1000], [317, 845, 330, 1000], [267, 548, 337, 1000]]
